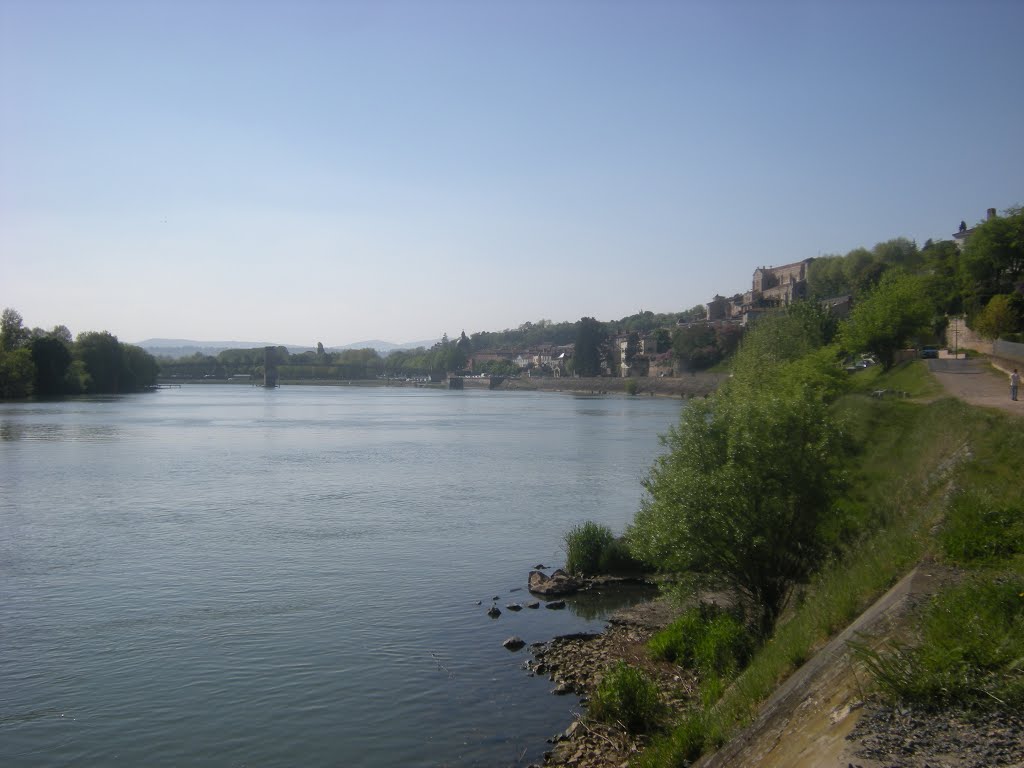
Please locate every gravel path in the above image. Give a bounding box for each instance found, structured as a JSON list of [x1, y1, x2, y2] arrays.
[[926, 355, 1022, 417]]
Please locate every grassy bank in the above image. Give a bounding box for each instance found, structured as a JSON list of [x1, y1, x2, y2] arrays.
[[627, 361, 1024, 766]]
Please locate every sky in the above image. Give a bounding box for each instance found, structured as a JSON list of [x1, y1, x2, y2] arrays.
[[2, 0, 1022, 347]]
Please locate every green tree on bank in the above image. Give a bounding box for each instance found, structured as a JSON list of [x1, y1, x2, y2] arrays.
[[575, 317, 609, 377], [628, 309, 847, 637], [0, 308, 159, 398], [839, 271, 933, 369]]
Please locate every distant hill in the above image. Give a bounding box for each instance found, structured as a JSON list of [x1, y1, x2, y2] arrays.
[[136, 338, 440, 358]]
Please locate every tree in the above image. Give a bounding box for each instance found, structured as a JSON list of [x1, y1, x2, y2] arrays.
[[121, 344, 160, 390], [974, 294, 1021, 340], [838, 271, 933, 369], [72, 332, 158, 393], [0, 347, 34, 398], [653, 328, 672, 354], [961, 206, 1024, 318], [873, 237, 921, 270], [30, 336, 72, 396], [921, 239, 963, 316], [671, 324, 719, 370], [807, 255, 847, 298], [75, 331, 123, 393], [1, 308, 28, 352], [628, 314, 845, 637], [574, 317, 608, 377]]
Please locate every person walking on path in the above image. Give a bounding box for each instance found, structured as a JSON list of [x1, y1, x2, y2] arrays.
[[1012, 368, 1020, 401]]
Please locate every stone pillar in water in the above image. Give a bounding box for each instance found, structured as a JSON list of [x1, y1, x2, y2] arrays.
[[264, 346, 279, 388]]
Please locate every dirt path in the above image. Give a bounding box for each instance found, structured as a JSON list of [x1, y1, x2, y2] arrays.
[[927, 354, 1022, 417]]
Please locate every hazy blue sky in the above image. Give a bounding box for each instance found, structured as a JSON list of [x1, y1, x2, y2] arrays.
[[2, 0, 1022, 346]]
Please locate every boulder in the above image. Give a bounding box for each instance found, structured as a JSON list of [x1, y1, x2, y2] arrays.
[[545, 600, 566, 610], [529, 569, 581, 597], [506, 603, 523, 611], [487, 605, 501, 618], [526, 601, 540, 609], [503, 636, 526, 651]]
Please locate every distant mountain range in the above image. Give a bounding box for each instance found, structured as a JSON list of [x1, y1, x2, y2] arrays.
[[136, 338, 441, 358]]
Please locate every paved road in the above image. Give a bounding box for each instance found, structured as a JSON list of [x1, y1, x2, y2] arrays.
[[926, 356, 1022, 417]]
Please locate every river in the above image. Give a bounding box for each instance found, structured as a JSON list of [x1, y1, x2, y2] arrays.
[[0, 384, 683, 767]]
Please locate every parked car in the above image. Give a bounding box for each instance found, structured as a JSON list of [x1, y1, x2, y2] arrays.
[[920, 346, 939, 359]]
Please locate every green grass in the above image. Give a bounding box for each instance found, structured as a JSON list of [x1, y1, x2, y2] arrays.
[[563, 521, 614, 576], [852, 574, 1024, 708], [941, 489, 1024, 564], [588, 662, 666, 734], [648, 605, 753, 678], [635, 361, 1024, 765], [844, 359, 944, 399]]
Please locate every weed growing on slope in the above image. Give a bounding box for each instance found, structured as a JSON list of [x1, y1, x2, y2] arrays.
[[853, 574, 1024, 708], [588, 663, 666, 734]]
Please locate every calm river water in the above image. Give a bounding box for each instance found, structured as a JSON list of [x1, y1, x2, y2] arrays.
[[1, 385, 683, 767]]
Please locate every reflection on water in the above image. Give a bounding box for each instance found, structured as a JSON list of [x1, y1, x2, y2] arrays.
[[560, 583, 660, 621], [1, 421, 120, 442]]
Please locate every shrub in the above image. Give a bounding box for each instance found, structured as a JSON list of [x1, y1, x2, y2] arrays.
[[598, 536, 647, 575], [588, 663, 665, 734], [563, 521, 614, 576], [624, 379, 639, 395]]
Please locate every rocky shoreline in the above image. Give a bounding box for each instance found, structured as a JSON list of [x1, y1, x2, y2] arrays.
[[520, 593, 687, 768], [514, 566, 1024, 768]]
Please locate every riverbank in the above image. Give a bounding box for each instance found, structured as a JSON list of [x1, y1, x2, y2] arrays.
[[483, 374, 727, 398], [523, 360, 1024, 768], [157, 373, 729, 398], [525, 598, 686, 768]]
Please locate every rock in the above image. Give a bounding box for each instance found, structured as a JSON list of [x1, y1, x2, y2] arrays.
[[506, 603, 523, 611], [535, 564, 546, 569], [503, 636, 526, 651], [553, 682, 573, 695], [545, 600, 566, 610], [529, 569, 581, 596], [487, 605, 501, 618], [527, 601, 540, 609], [510, 586, 522, 592]]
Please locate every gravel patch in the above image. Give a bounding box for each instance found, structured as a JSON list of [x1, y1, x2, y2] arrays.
[[848, 704, 1024, 768]]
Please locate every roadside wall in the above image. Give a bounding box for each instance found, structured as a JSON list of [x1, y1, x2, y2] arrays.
[[993, 339, 1024, 365]]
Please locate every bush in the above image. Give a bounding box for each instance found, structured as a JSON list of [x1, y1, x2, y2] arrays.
[[598, 537, 647, 575], [624, 379, 639, 395], [588, 662, 665, 733], [563, 521, 614, 576]]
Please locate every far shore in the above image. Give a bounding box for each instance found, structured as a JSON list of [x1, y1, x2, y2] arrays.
[[156, 373, 729, 398]]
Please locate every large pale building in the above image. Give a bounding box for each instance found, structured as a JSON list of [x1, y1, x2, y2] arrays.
[[707, 258, 813, 322]]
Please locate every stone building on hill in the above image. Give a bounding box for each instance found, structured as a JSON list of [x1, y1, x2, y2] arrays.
[[707, 258, 814, 323]]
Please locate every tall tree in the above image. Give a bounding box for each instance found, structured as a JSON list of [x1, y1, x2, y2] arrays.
[[839, 271, 933, 369], [974, 294, 1021, 340], [960, 206, 1024, 321], [30, 336, 72, 396], [574, 317, 608, 377], [1, 308, 28, 352], [629, 313, 845, 637]]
